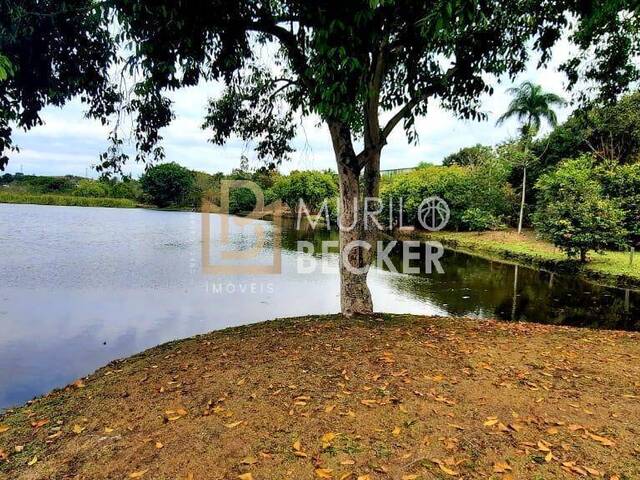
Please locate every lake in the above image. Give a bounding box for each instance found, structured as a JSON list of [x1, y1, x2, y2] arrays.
[[1, 203, 638, 409]]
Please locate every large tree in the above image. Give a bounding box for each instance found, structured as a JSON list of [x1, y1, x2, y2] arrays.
[[1, 0, 639, 315]]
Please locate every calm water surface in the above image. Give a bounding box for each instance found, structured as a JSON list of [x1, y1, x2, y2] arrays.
[[1, 203, 638, 408]]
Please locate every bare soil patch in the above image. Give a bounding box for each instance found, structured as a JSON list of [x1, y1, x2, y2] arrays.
[[1, 315, 639, 479]]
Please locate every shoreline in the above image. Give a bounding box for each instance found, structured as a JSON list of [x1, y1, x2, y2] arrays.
[[1, 314, 639, 479], [395, 229, 640, 290]]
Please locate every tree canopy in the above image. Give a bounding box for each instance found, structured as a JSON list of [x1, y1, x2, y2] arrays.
[[1, 1, 639, 172]]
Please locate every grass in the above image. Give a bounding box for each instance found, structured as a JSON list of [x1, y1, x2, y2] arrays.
[[1, 314, 639, 479], [0, 191, 138, 208], [401, 229, 640, 288]]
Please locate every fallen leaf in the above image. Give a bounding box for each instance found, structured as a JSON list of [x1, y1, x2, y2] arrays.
[[155, 442, 164, 449], [392, 426, 401, 437], [224, 421, 243, 429], [72, 424, 85, 434], [433, 459, 458, 476], [129, 470, 149, 478], [316, 468, 334, 478], [493, 461, 512, 473], [241, 456, 258, 465], [28, 456, 38, 466], [0, 425, 10, 434], [238, 474, 253, 480], [31, 419, 49, 429], [586, 432, 615, 447]]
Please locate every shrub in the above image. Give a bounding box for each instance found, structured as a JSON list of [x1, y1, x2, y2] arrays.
[[461, 208, 503, 231], [597, 162, 640, 247], [110, 179, 143, 200], [140, 162, 195, 208], [533, 156, 627, 261], [73, 179, 110, 197], [380, 163, 515, 230], [271, 170, 338, 213]]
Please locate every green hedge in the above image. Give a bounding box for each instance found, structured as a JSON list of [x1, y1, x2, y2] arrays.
[[0, 192, 137, 208]]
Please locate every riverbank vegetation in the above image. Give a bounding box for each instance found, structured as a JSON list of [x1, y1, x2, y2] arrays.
[[406, 230, 640, 288], [1, 314, 639, 479]]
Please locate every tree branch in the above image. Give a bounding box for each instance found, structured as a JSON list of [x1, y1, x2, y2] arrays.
[[247, 20, 315, 93]]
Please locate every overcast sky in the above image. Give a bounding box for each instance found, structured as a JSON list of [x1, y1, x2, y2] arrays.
[[6, 40, 574, 178]]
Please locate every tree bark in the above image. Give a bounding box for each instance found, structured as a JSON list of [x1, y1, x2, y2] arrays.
[[329, 121, 374, 316], [517, 165, 527, 234]]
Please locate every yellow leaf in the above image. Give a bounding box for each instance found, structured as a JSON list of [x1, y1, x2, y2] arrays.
[[0, 425, 10, 434], [241, 456, 258, 465], [129, 470, 149, 478], [293, 440, 302, 451], [224, 421, 243, 429], [72, 424, 85, 434], [321, 432, 336, 445], [27, 456, 38, 466], [433, 459, 458, 476], [493, 461, 511, 473], [315, 468, 334, 478], [402, 476, 419, 480], [238, 474, 253, 480], [483, 419, 498, 427], [537, 441, 550, 452], [392, 426, 401, 437], [325, 404, 336, 413], [545, 451, 553, 462], [155, 442, 164, 449], [104, 427, 114, 433], [586, 432, 615, 446], [357, 476, 372, 480]]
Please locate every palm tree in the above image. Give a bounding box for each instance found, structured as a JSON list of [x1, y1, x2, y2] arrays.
[[497, 81, 565, 234]]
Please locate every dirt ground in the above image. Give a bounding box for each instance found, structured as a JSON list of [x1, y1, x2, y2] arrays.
[[1, 314, 639, 480]]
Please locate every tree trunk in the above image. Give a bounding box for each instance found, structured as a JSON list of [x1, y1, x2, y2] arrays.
[[517, 165, 527, 234], [580, 249, 587, 263], [329, 121, 374, 316], [362, 149, 381, 265]]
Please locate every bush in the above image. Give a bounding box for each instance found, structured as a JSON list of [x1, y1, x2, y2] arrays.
[[73, 179, 110, 197], [461, 208, 503, 231], [13, 175, 76, 194], [597, 162, 640, 248], [271, 170, 338, 213], [533, 156, 627, 261], [110, 179, 143, 200], [380, 163, 515, 231], [140, 162, 195, 208]]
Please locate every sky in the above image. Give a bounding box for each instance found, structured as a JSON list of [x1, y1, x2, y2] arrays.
[[5, 40, 574, 178]]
